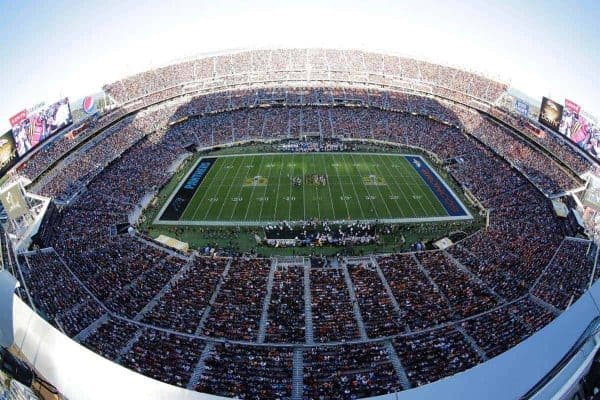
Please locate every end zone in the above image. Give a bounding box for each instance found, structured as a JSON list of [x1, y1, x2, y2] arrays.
[[405, 155, 471, 218]]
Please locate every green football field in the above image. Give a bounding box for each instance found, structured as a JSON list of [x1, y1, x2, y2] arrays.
[[157, 153, 471, 225]]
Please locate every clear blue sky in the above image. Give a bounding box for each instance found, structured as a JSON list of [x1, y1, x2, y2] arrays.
[[0, 0, 598, 132]]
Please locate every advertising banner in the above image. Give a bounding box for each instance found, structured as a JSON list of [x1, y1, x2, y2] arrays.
[[8, 110, 27, 127], [564, 99, 581, 115], [515, 99, 529, 117], [82, 96, 97, 115], [538, 97, 564, 132], [0, 183, 28, 220], [0, 130, 19, 178]]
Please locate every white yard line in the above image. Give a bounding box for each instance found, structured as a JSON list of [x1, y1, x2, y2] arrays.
[[302, 154, 307, 220], [228, 155, 259, 220], [378, 155, 420, 217], [311, 153, 322, 221], [329, 154, 352, 219], [243, 155, 267, 221], [315, 154, 337, 221], [257, 155, 276, 222], [342, 153, 369, 220], [271, 155, 286, 221], [156, 152, 471, 225], [366, 153, 405, 217], [287, 158, 294, 221], [343, 153, 372, 219], [210, 156, 248, 221], [352, 153, 389, 219]]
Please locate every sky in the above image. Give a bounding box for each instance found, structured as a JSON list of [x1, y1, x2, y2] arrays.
[[0, 0, 599, 132]]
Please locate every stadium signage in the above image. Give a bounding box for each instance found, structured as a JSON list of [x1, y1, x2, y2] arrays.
[[515, 99, 529, 117], [10, 98, 73, 157], [0, 130, 18, 178], [0, 183, 28, 220], [160, 158, 216, 221], [82, 96, 96, 115], [565, 99, 581, 115], [8, 110, 27, 127], [28, 102, 46, 114], [538, 97, 564, 132]]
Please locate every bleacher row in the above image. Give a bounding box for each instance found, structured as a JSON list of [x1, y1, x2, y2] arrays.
[[101, 49, 507, 107], [13, 242, 593, 399]]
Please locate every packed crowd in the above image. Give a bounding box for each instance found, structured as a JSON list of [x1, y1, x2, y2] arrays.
[[142, 257, 227, 334], [265, 266, 306, 343], [377, 253, 453, 330], [414, 251, 498, 318], [102, 49, 507, 109], [81, 317, 139, 360], [303, 343, 402, 398], [393, 326, 481, 387], [489, 107, 593, 176], [19, 86, 586, 201], [201, 258, 270, 341], [121, 329, 205, 388], [7, 78, 598, 398], [13, 242, 590, 398], [347, 262, 404, 337], [34, 100, 186, 201], [461, 305, 538, 358], [16, 108, 128, 181], [280, 138, 351, 153], [196, 343, 293, 399], [19, 250, 90, 321], [104, 257, 185, 319], [532, 239, 596, 310], [452, 186, 564, 302], [310, 267, 361, 342]]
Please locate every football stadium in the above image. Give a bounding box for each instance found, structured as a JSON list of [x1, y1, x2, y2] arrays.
[[1, 5, 600, 400]]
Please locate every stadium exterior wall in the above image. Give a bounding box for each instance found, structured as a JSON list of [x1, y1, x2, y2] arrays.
[[9, 278, 600, 400]]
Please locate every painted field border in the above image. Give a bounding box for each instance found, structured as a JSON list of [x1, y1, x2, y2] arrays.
[[158, 157, 216, 221], [153, 152, 473, 226], [405, 155, 471, 218]]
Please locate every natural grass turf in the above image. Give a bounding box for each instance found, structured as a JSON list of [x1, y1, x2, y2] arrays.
[[171, 153, 458, 224]]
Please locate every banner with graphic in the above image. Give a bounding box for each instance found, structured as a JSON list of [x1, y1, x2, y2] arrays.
[[0, 183, 28, 219], [515, 99, 529, 117], [538, 97, 564, 132], [10, 98, 72, 157], [0, 130, 18, 178], [564, 99, 581, 115], [8, 110, 27, 127], [82, 96, 97, 115]]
